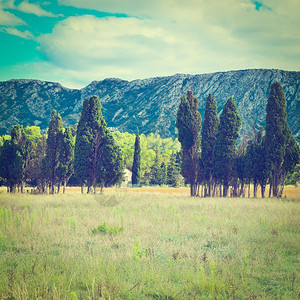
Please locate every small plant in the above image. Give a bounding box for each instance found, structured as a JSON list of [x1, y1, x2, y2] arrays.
[[69, 217, 77, 233], [132, 238, 143, 260], [92, 222, 123, 235], [210, 258, 216, 297], [14, 213, 21, 229], [243, 250, 249, 285]]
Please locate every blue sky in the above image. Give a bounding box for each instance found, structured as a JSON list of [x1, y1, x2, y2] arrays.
[[0, 0, 299, 88]]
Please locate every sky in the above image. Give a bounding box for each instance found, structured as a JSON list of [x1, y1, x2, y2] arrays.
[[0, 0, 299, 89]]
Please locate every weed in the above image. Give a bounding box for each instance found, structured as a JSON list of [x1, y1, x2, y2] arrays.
[[243, 250, 249, 285], [92, 222, 123, 235], [14, 213, 21, 229], [132, 238, 143, 260], [210, 258, 216, 296]]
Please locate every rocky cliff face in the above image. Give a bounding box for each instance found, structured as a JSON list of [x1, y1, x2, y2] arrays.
[[0, 69, 299, 141]]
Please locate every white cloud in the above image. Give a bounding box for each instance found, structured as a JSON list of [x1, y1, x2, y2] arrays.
[[31, 0, 300, 87], [0, 4, 25, 26], [38, 16, 192, 79], [16, 0, 57, 17], [0, 27, 33, 39]]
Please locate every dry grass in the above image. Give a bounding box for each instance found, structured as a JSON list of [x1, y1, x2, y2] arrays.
[[0, 189, 299, 299], [45, 184, 300, 198]]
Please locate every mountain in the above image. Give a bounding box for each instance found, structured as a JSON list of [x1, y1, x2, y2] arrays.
[[0, 69, 299, 142]]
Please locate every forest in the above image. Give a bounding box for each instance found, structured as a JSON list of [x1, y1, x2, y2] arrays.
[[0, 82, 299, 197]]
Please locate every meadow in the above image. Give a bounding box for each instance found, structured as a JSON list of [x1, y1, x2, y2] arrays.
[[0, 187, 299, 299]]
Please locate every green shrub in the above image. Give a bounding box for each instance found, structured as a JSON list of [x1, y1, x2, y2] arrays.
[[91, 222, 123, 235]]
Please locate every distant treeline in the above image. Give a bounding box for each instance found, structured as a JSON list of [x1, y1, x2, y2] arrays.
[[0, 82, 299, 196]]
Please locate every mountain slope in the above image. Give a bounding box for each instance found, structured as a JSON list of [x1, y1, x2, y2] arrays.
[[0, 69, 299, 141]]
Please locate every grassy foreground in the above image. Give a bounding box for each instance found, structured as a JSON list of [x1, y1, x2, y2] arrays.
[[0, 189, 299, 299]]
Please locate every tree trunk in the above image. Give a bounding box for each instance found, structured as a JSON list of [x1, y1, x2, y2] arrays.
[[57, 183, 60, 194], [248, 180, 251, 198], [253, 179, 257, 198], [63, 181, 66, 194], [272, 163, 280, 197], [223, 182, 229, 197], [21, 181, 25, 194], [269, 175, 273, 198], [81, 184, 84, 194], [241, 179, 245, 198], [261, 184, 265, 198]]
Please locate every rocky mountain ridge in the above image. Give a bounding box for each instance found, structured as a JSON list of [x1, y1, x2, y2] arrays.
[[0, 69, 299, 142]]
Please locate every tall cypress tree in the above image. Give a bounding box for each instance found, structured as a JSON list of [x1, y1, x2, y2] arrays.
[[176, 91, 201, 196], [213, 97, 241, 197], [56, 127, 75, 193], [201, 94, 219, 196], [97, 132, 124, 192], [131, 128, 141, 186], [44, 110, 63, 194], [74, 96, 107, 193], [265, 82, 300, 196]]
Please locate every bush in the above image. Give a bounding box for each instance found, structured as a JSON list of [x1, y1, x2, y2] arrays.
[[91, 222, 123, 235]]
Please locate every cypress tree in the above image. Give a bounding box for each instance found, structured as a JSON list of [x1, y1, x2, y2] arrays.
[[213, 97, 241, 197], [176, 91, 201, 196], [44, 110, 63, 194], [132, 128, 141, 186], [201, 94, 219, 196], [265, 82, 300, 197], [74, 96, 107, 193], [0, 140, 20, 192], [11, 125, 28, 192], [97, 132, 124, 192], [56, 127, 75, 193]]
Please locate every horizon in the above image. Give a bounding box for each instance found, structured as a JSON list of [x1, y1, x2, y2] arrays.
[[0, 1, 299, 89], [2, 67, 299, 90]]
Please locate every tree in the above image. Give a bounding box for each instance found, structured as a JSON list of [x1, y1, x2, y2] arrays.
[[167, 152, 181, 187], [265, 82, 300, 197], [0, 125, 27, 193], [0, 140, 19, 192], [176, 91, 201, 196], [213, 97, 241, 197], [150, 151, 160, 185], [74, 96, 107, 193], [56, 127, 74, 193], [201, 94, 219, 196], [26, 134, 47, 192], [131, 128, 141, 186], [157, 162, 167, 186], [44, 110, 63, 194], [97, 133, 124, 192]]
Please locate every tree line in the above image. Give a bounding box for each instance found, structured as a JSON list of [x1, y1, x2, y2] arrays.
[[176, 82, 300, 197], [0, 82, 299, 196], [0, 95, 182, 193]]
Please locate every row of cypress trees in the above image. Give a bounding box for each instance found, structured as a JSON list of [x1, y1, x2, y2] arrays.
[[176, 82, 300, 197]]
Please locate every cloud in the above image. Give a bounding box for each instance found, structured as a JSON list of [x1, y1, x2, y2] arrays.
[[0, 27, 33, 39], [16, 0, 57, 17], [30, 0, 300, 88], [0, 4, 25, 26], [38, 15, 191, 78]]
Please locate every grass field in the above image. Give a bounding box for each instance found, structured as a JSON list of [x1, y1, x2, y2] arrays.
[[0, 187, 299, 299]]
